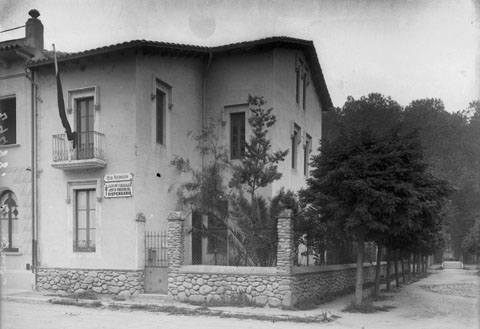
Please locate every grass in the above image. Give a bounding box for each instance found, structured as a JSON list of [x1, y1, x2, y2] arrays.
[[185, 292, 258, 308], [50, 298, 103, 308]]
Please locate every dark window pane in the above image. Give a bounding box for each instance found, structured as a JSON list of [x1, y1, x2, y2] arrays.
[[156, 90, 165, 144], [0, 97, 16, 145], [230, 112, 245, 159]]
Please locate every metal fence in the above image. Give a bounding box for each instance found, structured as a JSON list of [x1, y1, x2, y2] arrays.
[[296, 237, 378, 266], [145, 231, 168, 267], [189, 225, 277, 267]]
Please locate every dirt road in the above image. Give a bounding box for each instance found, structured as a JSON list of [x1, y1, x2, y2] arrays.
[[1, 269, 478, 329]]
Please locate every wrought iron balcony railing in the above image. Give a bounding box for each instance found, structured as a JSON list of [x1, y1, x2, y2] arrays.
[[52, 131, 106, 170]]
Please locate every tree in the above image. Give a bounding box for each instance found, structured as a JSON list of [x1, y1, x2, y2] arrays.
[[172, 96, 292, 267], [171, 118, 230, 218], [462, 219, 480, 267], [403, 99, 480, 260], [323, 93, 403, 141], [228, 95, 291, 266], [300, 126, 453, 306], [229, 95, 289, 200]]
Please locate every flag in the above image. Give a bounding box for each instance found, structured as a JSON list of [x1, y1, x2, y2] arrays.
[[53, 44, 77, 149]]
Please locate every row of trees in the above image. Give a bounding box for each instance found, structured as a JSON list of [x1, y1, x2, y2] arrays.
[[324, 95, 480, 263], [300, 93, 479, 306]]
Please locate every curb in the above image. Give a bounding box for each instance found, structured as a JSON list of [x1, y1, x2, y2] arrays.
[[13, 296, 332, 323]]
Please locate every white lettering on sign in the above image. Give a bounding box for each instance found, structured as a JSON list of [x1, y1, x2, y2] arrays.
[[104, 181, 133, 198], [104, 173, 133, 182]]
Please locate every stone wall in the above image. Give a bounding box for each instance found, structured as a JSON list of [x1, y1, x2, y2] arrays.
[[292, 263, 390, 303], [167, 211, 408, 308], [36, 268, 144, 296]]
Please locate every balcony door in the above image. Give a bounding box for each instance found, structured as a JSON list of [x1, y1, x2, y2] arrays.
[[76, 97, 94, 159]]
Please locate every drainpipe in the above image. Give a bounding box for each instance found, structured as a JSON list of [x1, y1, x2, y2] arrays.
[[202, 52, 213, 171], [27, 67, 38, 283]]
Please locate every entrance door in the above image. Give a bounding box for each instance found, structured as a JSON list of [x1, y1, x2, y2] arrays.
[[76, 97, 94, 159], [144, 231, 168, 294]]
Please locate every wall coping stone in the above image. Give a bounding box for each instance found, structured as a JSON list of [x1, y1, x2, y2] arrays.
[[37, 267, 143, 272], [179, 265, 277, 276], [167, 211, 184, 221], [292, 261, 403, 274]]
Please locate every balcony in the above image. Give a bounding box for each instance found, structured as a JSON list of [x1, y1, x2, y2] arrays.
[[51, 131, 106, 170]]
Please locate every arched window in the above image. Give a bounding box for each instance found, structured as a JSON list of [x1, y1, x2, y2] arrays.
[[0, 190, 19, 252]]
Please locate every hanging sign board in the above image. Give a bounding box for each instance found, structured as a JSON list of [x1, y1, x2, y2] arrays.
[[104, 173, 133, 198]]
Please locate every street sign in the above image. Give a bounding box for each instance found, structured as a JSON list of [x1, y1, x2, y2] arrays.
[[104, 172, 133, 182], [104, 181, 133, 198]]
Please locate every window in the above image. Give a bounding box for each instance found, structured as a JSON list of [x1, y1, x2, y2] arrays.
[[74, 189, 96, 252], [303, 67, 309, 110], [295, 58, 303, 105], [152, 77, 172, 146], [75, 97, 95, 159], [156, 89, 165, 144], [230, 112, 245, 159], [304, 134, 312, 176], [294, 57, 309, 110], [0, 97, 16, 145], [0, 190, 19, 252], [291, 124, 301, 170]]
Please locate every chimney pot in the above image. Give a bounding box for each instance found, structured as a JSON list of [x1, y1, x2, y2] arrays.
[[28, 9, 40, 19]]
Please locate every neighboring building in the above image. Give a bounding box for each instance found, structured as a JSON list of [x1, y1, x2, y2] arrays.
[[0, 10, 46, 290], [3, 11, 332, 295]]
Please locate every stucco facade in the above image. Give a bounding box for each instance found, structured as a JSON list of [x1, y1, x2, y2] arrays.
[[19, 30, 332, 294]]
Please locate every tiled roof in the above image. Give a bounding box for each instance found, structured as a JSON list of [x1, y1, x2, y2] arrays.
[[0, 38, 24, 52], [27, 37, 333, 109]]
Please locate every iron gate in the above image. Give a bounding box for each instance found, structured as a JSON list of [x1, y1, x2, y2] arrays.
[[144, 231, 168, 294]]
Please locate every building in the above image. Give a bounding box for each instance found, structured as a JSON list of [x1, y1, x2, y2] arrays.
[[3, 10, 332, 295], [0, 9, 46, 290]]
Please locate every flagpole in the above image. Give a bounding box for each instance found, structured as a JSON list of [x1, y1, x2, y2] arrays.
[[52, 44, 58, 75]]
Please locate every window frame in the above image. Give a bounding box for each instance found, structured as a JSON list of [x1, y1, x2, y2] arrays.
[[294, 56, 310, 111], [156, 89, 166, 145], [230, 111, 246, 160], [304, 133, 312, 176], [0, 190, 19, 252], [151, 77, 173, 148], [0, 96, 17, 146], [291, 123, 301, 170], [66, 179, 101, 253], [74, 188, 96, 252]]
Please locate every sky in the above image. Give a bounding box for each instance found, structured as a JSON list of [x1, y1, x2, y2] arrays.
[[1, 0, 478, 112]]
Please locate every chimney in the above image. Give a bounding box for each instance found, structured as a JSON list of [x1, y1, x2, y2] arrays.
[[25, 9, 44, 52]]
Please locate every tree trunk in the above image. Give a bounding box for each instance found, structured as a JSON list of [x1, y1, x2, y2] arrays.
[[374, 242, 382, 297], [354, 233, 365, 306], [412, 254, 417, 276], [394, 249, 400, 288], [401, 252, 406, 284], [386, 248, 391, 292], [418, 254, 422, 274], [407, 254, 412, 281]]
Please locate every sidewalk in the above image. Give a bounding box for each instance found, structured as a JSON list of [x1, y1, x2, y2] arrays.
[[0, 285, 345, 323], [0, 276, 414, 323]]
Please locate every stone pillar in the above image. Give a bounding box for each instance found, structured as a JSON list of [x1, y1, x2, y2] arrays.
[[276, 209, 294, 275], [167, 211, 184, 270]]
